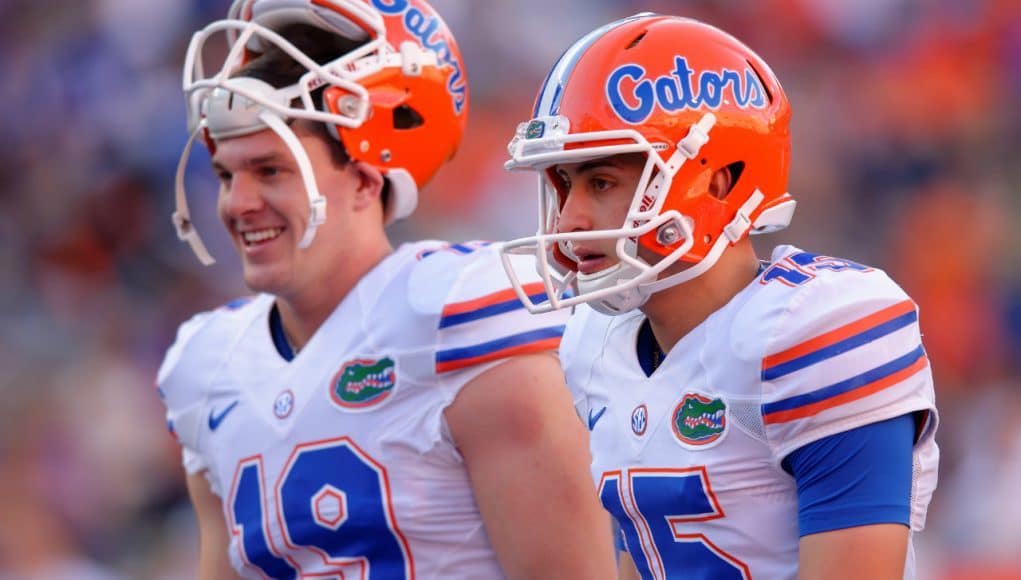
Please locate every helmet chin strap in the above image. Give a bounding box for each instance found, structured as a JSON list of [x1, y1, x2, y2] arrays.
[[578, 189, 765, 315], [639, 189, 766, 295], [571, 113, 719, 315], [578, 262, 647, 315], [575, 237, 646, 315], [172, 79, 327, 265], [173, 127, 217, 265], [257, 111, 327, 250]]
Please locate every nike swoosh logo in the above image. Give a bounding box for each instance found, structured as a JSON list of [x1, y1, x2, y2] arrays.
[[588, 406, 607, 431], [208, 400, 239, 431]]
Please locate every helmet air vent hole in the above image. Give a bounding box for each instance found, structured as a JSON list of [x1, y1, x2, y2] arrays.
[[747, 60, 774, 104], [626, 32, 647, 50], [393, 104, 424, 129]]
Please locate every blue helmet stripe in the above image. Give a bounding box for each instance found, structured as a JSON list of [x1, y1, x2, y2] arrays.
[[533, 12, 655, 118]]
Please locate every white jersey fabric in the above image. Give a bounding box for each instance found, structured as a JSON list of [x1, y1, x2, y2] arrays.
[[564, 245, 939, 580], [158, 241, 569, 579]]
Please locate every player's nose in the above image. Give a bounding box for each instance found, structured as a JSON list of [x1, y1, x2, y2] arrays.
[[557, 191, 594, 233], [221, 173, 265, 216]]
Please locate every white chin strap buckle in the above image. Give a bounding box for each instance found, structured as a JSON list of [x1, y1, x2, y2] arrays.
[[300, 196, 328, 248], [678, 113, 715, 160], [723, 189, 765, 243], [171, 202, 215, 266]]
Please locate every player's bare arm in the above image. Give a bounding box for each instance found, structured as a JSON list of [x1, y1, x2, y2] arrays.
[[498, 12, 938, 580], [159, 0, 600, 576], [445, 352, 617, 579], [799, 524, 909, 580], [618, 550, 641, 580], [186, 471, 240, 580]]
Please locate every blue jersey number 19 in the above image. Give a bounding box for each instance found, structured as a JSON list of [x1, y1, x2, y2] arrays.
[[229, 437, 413, 578]]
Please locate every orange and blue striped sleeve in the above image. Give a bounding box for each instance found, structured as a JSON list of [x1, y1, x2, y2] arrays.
[[435, 281, 569, 373], [429, 241, 578, 374], [761, 299, 927, 425], [758, 274, 935, 458]]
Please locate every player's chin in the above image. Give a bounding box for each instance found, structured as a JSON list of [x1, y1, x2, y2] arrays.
[[240, 262, 290, 294]]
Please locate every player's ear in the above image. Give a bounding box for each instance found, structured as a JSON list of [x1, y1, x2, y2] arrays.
[[709, 167, 733, 200], [349, 161, 386, 212], [709, 163, 744, 201]]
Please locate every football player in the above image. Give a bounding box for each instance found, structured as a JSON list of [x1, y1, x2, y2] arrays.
[[500, 13, 939, 580], [158, 1, 616, 578]]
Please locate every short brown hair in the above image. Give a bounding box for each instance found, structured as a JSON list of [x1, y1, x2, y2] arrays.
[[235, 23, 362, 167], [234, 23, 392, 211]]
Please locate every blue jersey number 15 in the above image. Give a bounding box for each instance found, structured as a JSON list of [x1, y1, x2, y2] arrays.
[[600, 467, 750, 579]]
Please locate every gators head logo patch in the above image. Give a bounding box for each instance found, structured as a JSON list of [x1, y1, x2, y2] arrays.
[[525, 119, 546, 139], [672, 393, 727, 449], [330, 356, 396, 411]]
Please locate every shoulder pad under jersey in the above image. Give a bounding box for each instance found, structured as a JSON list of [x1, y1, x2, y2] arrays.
[[740, 246, 936, 461], [156, 296, 266, 473], [410, 242, 570, 375]]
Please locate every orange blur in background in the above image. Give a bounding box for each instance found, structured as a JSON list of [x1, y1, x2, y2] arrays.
[[1, 0, 1019, 577]]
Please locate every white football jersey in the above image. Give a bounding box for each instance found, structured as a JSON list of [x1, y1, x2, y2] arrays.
[[564, 245, 939, 580], [157, 241, 569, 579]]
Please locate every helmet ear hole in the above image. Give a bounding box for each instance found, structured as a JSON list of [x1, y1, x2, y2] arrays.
[[393, 104, 424, 130], [727, 161, 745, 190], [712, 161, 745, 201]]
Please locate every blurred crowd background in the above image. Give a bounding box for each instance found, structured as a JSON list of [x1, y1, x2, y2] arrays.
[[1, 0, 1019, 578]]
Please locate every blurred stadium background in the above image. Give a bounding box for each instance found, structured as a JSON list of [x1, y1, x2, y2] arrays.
[[1, 0, 1019, 577]]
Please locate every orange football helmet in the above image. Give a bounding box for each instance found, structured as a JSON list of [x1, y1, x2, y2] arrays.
[[501, 14, 794, 314], [174, 0, 468, 264]]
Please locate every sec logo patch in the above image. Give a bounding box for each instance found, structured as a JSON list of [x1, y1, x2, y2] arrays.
[[631, 404, 648, 437]]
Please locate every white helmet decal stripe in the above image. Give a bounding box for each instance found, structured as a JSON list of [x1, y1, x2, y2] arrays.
[[533, 12, 654, 118]]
